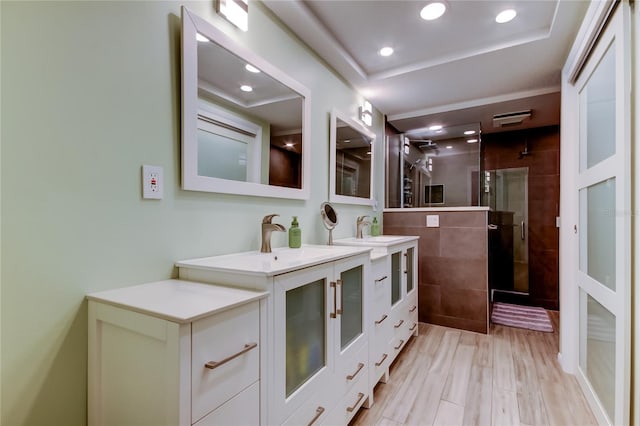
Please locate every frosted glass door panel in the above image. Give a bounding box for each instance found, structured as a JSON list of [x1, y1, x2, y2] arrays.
[[406, 248, 414, 293], [340, 266, 363, 349], [285, 279, 325, 397], [581, 44, 616, 171], [391, 252, 401, 305], [580, 291, 615, 420], [579, 178, 616, 290]]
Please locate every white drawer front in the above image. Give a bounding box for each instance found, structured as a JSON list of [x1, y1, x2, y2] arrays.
[[337, 343, 368, 395], [323, 372, 369, 425], [193, 381, 259, 426], [282, 386, 333, 426], [191, 301, 260, 423]]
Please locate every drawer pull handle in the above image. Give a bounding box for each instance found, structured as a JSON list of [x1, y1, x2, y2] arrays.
[[346, 393, 365, 413], [394, 319, 404, 329], [374, 275, 388, 283], [347, 362, 364, 381], [375, 353, 388, 367], [336, 279, 343, 315], [204, 342, 257, 370], [375, 314, 388, 325], [330, 281, 337, 318], [394, 339, 405, 350], [410, 323, 417, 331], [307, 406, 325, 426], [409, 305, 417, 313]]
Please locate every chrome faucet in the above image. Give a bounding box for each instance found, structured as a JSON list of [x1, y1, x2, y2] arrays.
[[356, 215, 371, 239], [261, 214, 286, 253]]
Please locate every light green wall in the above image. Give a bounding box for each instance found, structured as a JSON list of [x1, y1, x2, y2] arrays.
[[0, 1, 384, 424]]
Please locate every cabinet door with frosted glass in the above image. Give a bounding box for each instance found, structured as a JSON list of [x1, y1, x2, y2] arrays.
[[273, 265, 335, 423], [334, 254, 368, 363]]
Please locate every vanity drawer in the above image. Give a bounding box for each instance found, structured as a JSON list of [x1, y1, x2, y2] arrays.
[[371, 259, 390, 305], [193, 381, 259, 426], [337, 343, 368, 395], [191, 301, 260, 423], [282, 386, 333, 426], [323, 369, 369, 425]]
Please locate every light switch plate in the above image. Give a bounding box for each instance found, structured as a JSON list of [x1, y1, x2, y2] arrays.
[[426, 214, 439, 228], [142, 165, 163, 199]]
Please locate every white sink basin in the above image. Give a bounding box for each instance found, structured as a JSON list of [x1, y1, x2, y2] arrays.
[[176, 244, 371, 276], [334, 235, 418, 247]]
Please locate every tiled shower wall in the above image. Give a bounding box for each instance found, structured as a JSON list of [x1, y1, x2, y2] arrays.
[[384, 209, 489, 333]]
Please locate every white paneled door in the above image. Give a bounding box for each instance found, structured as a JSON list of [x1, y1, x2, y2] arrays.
[[574, 4, 630, 425]]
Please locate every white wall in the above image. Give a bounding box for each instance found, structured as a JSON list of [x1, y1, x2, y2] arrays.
[[0, 1, 384, 424]]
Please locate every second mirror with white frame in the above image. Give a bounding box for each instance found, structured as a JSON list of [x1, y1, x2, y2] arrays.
[[329, 109, 376, 206]]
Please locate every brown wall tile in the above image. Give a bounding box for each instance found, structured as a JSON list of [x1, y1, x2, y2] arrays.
[[384, 210, 489, 334], [440, 228, 487, 259]]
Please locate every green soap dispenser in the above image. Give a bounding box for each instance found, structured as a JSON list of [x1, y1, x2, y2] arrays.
[[289, 216, 301, 248], [371, 217, 380, 236]]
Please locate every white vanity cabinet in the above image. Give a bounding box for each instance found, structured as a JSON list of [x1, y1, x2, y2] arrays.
[[176, 245, 372, 425], [87, 280, 268, 426], [333, 235, 419, 406]]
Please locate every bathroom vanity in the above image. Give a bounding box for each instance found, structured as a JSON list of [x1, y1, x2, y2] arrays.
[[87, 241, 419, 425], [86, 280, 268, 425], [333, 235, 419, 404]]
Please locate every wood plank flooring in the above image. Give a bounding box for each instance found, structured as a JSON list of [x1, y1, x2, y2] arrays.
[[350, 312, 597, 426]]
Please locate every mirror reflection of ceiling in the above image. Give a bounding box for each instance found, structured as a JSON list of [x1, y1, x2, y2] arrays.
[[336, 119, 373, 160], [406, 122, 480, 158], [197, 36, 303, 133]]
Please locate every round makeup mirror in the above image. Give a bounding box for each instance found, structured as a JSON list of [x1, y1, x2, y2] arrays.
[[320, 202, 338, 245]]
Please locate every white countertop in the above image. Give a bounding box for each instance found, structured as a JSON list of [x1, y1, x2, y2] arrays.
[[384, 206, 490, 212], [86, 280, 268, 323], [176, 244, 372, 277]]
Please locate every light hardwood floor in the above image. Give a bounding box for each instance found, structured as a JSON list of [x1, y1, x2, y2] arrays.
[[350, 312, 597, 426]]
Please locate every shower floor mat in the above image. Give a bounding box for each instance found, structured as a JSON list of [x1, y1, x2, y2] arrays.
[[491, 302, 553, 333]]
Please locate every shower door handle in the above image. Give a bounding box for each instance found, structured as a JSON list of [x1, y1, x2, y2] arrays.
[[520, 221, 525, 241]]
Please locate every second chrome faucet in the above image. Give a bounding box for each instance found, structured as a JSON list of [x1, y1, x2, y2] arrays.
[[356, 215, 371, 239], [261, 214, 285, 253]]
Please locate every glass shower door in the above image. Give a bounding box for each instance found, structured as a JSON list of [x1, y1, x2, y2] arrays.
[[487, 167, 529, 295]]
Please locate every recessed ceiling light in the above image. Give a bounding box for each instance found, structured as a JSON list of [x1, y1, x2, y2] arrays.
[[464, 130, 476, 135], [496, 9, 516, 23], [240, 85, 253, 92], [367, 151, 372, 155], [429, 125, 443, 131], [467, 139, 478, 143], [285, 142, 295, 147], [245, 64, 260, 73], [196, 33, 208, 42], [420, 2, 447, 21], [446, 145, 453, 149], [379, 46, 394, 57]]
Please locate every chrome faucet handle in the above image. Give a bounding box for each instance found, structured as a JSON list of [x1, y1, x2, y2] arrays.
[[357, 215, 371, 224], [262, 214, 280, 224]]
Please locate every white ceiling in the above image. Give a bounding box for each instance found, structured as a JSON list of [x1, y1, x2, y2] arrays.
[[261, 0, 589, 134]]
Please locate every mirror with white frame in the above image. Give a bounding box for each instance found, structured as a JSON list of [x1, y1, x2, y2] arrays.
[[181, 7, 311, 199], [329, 110, 376, 205]]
